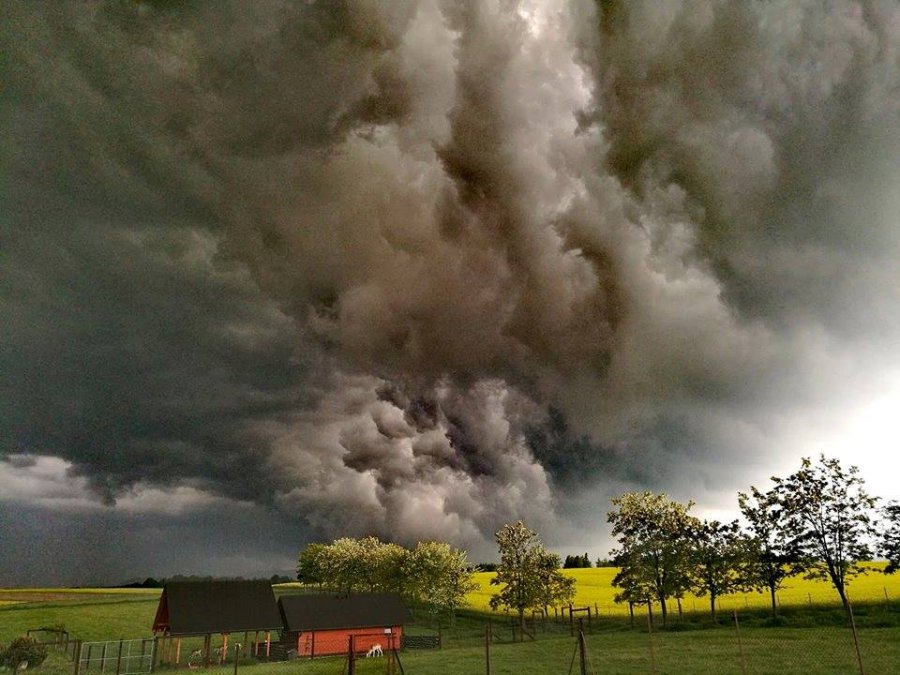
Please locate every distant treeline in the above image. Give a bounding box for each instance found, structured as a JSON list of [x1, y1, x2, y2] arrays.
[[114, 574, 293, 588]]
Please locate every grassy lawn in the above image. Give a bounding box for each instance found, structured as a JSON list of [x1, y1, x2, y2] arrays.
[[2, 583, 899, 674]]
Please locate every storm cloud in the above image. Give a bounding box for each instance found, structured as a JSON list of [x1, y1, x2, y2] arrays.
[[2, 0, 900, 582]]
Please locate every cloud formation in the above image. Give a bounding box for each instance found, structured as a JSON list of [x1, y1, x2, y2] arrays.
[[2, 0, 900, 581]]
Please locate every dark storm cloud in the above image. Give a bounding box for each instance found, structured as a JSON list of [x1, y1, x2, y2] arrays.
[[3, 0, 900, 581]]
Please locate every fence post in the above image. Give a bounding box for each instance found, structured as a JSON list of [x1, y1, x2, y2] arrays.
[[347, 635, 355, 675], [847, 599, 865, 675], [485, 623, 491, 675], [233, 642, 240, 675], [74, 640, 83, 675], [578, 620, 587, 675], [732, 611, 747, 675], [115, 639, 123, 675]]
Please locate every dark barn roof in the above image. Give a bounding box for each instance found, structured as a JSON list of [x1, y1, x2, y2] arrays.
[[153, 580, 282, 636], [278, 594, 412, 632]]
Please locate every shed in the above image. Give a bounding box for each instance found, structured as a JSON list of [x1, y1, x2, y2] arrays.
[[152, 580, 283, 665], [278, 594, 412, 657]]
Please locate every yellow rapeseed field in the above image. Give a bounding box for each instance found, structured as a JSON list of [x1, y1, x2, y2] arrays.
[[465, 563, 900, 615]]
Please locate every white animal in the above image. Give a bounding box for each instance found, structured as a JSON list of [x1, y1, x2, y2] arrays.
[[365, 644, 383, 658]]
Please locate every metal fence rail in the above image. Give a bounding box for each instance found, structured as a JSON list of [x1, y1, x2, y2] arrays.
[[76, 638, 156, 675]]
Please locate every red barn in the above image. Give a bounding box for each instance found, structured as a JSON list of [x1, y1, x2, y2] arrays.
[[278, 594, 412, 657]]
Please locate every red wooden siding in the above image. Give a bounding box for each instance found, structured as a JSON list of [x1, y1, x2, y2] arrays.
[[296, 626, 402, 657]]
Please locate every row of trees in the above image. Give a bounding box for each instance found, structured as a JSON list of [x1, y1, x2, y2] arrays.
[[562, 553, 593, 568], [297, 537, 477, 625], [296, 524, 576, 635], [608, 455, 900, 625]]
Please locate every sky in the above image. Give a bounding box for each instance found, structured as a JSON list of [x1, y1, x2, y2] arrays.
[[2, 0, 900, 586]]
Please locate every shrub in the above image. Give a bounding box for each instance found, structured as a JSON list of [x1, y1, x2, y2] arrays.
[[2, 636, 48, 674]]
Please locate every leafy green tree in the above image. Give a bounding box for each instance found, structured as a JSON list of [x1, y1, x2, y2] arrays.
[[2, 636, 48, 675], [772, 455, 879, 611], [738, 485, 799, 616], [297, 543, 327, 585], [406, 541, 478, 626], [315, 537, 385, 594], [607, 492, 695, 626], [881, 502, 900, 574], [371, 542, 410, 594], [688, 519, 744, 622], [489, 521, 570, 637], [535, 550, 576, 614]]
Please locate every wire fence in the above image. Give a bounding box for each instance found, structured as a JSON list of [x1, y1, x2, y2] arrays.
[[127, 603, 899, 675], [18, 600, 899, 675]]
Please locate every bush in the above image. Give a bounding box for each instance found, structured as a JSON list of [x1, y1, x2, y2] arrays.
[[2, 636, 48, 673]]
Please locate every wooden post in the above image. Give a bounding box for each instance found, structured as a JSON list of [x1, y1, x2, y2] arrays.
[[578, 620, 587, 675], [311, 632, 315, 659], [347, 635, 355, 675], [101, 643, 108, 674], [253, 632, 259, 657], [74, 640, 83, 675], [222, 634, 228, 664], [204, 634, 211, 668], [232, 643, 240, 675], [847, 600, 865, 675], [264, 632, 270, 659], [485, 623, 491, 675], [569, 603, 574, 637], [175, 638, 181, 666], [115, 640, 123, 675], [149, 638, 158, 674], [733, 612, 747, 675]]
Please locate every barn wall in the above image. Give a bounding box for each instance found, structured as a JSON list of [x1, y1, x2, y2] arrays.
[[296, 626, 402, 657]]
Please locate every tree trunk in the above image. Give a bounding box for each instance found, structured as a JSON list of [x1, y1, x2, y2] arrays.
[[519, 609, 525, 642], [659, 596, 668, 627], [836, 582, 850, 613], [768, 584, 778, 617], [709, 592, 717, 623]]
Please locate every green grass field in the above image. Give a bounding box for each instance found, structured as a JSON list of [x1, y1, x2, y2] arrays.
[[2, 573, 900, 674]]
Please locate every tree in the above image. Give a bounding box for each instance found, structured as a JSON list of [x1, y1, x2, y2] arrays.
[[534, 551, 576, 615], [738, 485, 799, 616], [2, 637, 48, 675], [607, 492, 695, 626], [688, 519, 744, 622], [406, 542, 478, 626], [881, 502, 900, 574], [297, 543, 327, 586], [489, 521, 570, 638], [772, 455, 879, 611]]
